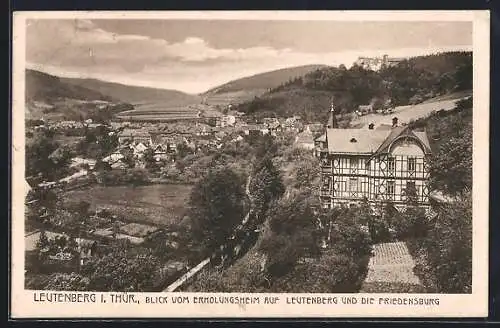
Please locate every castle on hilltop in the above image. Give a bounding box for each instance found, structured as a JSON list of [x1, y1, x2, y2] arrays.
[[354, 54, 406, 71]]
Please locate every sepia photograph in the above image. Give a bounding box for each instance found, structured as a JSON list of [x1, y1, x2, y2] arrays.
[[11, 10, 489, 318]]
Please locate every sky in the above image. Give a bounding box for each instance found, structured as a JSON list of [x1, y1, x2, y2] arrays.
[[25, 19, 473, 94]]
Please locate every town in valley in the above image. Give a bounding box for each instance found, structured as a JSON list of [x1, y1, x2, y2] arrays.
[[23, 19, 473, 295]]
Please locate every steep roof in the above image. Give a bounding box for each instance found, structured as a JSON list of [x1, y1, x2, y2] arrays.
[[373, 126, 407, 154], [326, 126, 431, 155], [315, 133, 327, 142], [413, 131, 432, 153], [375, 127, 432, 155], [327, 129, 390, 154], [296, 130, 314, 145]]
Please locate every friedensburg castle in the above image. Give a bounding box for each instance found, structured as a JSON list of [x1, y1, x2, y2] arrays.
[[315, 106, 431, 210]]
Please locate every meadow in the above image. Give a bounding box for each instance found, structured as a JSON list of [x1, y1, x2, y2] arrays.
[[351, 95, 471, 128], [62, 184, 193, 227]]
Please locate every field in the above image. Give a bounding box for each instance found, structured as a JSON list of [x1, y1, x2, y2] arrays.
[[62, 184, 193, 227], [115, 103, 222, 122], [204, 89, 268, 107], [351, 95, 470, 129]]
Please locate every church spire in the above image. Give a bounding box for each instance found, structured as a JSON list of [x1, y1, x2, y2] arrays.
[[327, 98, 338, 129]]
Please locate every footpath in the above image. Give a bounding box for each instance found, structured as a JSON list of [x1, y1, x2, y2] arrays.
[[360, 241, 426, 293]]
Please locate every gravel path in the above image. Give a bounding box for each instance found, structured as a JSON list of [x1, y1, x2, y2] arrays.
[[362, 241, 423, 292]]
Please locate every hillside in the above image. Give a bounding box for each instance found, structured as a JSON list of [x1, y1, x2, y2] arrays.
[[61, 77, 200, 107], [233, 51, 472, 122], [202, 64, 328, 107], [25, 69, 129, 121], [26, 69, 112, 103], [25, 69, 202, 122]]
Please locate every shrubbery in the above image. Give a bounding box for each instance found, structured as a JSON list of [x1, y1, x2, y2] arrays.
[[97, 168, 149, 186], [188, 167, 247, 252], [407, 192, 472, 293]]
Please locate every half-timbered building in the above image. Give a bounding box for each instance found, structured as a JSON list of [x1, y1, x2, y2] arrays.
[[316, 108, 431, 209]]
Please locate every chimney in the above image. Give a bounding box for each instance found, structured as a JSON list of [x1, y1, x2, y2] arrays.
[[392, 117, 398, 128], [368, 123, 375, 130]]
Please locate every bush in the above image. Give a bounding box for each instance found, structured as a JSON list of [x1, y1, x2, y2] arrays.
[[97, 168, 150, 186], [391, 205, 430, 240], [259, 192, 321, 278], [408, 192, 472, 293], [269, 250, 369, 293], [188, 167, 247, 251], [44, 272, 91, 291]]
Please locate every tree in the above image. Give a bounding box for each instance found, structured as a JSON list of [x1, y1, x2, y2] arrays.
[[79, 125, 119, 160], [324, 206, 373, 259], [249, 157, 285, 224], [412, 192, 472, 293], [454, 60, 473, 91], [188, 167, 246, 251], [143, 148, 157, 171], [259, 192, 320, 278], [249, 134, 277, 159], [82, 245, 161, 292], [429, 124, 472, 195], [270, 250, 369, 293], [176, 143, 191, 159], [26, 130, 71, 181], [121, 147, 136, 168]]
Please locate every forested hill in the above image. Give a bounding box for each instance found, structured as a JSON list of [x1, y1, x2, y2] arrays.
[[201, 65, 328, 106], [25, 69, 133, 121], [234, 51, 472, 122], [26, 69, 112, 103], [204, 64, 328, 95], [61, 77, 200, 106]]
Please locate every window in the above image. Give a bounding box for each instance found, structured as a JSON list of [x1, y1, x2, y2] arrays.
[[387, 181, 395, 196], [387, 156, 395, 171], [349, 178, 358, 192], [350, 158, 358, 167], [408, 157, 416, 172], [405, 181, 417, 199]]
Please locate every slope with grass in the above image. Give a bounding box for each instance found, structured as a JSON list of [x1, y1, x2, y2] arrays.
[[202, 64, 328, 107]]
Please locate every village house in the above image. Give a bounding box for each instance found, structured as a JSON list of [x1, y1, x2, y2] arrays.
[[70, 157, 97, 170], [242, 124, 268, 136], [55, 121, 84, 130], [316, 107, 431, 210], [118, 128, 152, 145], [130, 142, 149, 158], [295, 129, 315, 150], [102, 151, 127, 169], [217, 115, 237, 128], [151, 144, 172, 162], [282, 116, 304, 133], [267, 121, 282, 136], [357, 104, 374, 116]]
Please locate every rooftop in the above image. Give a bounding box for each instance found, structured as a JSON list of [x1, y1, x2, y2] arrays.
[[326, 126, 431, 155]]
